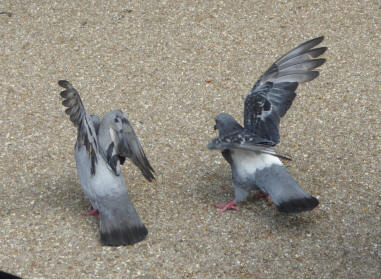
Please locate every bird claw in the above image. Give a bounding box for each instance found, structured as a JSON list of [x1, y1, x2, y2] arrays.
[[256, 191, 272, 206], [256, 190, 269, 199], [81, 206, 99, 216], [215, 201, 239, 214]]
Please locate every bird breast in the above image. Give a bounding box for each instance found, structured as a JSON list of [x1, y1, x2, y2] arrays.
[[231, 149, 282, 177]]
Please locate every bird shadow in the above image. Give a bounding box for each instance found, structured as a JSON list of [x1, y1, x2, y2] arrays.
[[196, 166, 233, 205], [40, 175, 98, 228]]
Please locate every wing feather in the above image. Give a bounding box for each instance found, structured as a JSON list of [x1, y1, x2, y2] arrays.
[[207, 131, 291, 161], [244, 37, 327, 143], [59, 80, 99, 175], [115, 117, 155, 181]]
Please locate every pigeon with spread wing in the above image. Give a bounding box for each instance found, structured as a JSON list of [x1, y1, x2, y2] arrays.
[[208, 37, 326, 214]]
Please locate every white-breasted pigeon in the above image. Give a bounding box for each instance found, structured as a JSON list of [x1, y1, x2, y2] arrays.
[[208, 37, 326, 214]]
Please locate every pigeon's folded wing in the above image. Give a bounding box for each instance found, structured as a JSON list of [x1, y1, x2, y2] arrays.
[[106, 116, 155, 181]]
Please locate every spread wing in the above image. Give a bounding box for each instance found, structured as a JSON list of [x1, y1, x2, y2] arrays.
[[108, 116, 155, 182], [59, 80, 99, 175], [244, 36, 327, 143]]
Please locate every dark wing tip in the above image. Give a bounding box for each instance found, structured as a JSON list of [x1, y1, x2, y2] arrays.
[[101, 225, 148, 246], [311, 58, 327, 69], [277, 196, 319, 213], [119, 156, 126, 165], [58, 80, 73, 89], [142, 170, 155, 182], [275, 153, 292, 161], [146, 166, 156, 181], [320, 46, 328, 54], [60, 90, 70, 99], [311, 47, 328, 58], [59, 80, 78, 99], [313, 36, 324, 43], [136, 150, 155, 182], [304, 71, 320, 82], [137, 154, 155, 182], [304, 36, 324, 47], [207, 140, 218, 150]]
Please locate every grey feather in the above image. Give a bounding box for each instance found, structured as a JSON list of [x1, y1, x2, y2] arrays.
[[275, 36, 325, 65], [207, 134, 291, 161], [244, 36, 327, 143], [90, 114, 101, 135], [59, 80, 98, 175], [253, 163, 319, 213], [229, 151, 319, 213], [208, 113, 291, 160], [98, 110, 155, 181], [59, 80, 151, 246], [278, 58, 326, 72]]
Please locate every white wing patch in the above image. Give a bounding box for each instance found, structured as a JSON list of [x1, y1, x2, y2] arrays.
[[231, 149, 283, 177], [109, 127, 116, 143]]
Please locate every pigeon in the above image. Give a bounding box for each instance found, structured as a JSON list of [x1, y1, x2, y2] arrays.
[[58, 80, 155, 246], [207, 37, 327, 214]]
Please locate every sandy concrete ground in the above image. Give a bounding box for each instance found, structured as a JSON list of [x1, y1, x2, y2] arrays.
[[0, 1, 380, 278]]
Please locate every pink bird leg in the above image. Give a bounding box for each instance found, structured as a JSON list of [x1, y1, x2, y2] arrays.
[[256, 190, 269, 199], [81, 206, 99, 216], [256, 190, 272, 206], [215, 201, 239, 214]]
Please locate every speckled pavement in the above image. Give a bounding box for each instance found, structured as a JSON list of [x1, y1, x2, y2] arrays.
[[0, 1, 380, 278]]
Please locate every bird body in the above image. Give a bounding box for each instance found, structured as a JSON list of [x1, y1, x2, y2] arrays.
[[230, 149, 281, 180], [59, 80, 154, 245], [74, 140, 129, 212], [208, 37, 326, 213], [75, 142, 148, 245], [227, 149, 318, 212]]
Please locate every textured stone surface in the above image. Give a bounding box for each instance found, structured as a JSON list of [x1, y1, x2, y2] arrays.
[[0, 1, 379, 278]]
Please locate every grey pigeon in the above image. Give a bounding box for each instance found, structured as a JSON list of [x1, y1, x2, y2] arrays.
[[59, 80, 155, 246], [207, 37, 326, 214]]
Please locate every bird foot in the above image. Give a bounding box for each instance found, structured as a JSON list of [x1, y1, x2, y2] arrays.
[[256, 191, 272, 206], [215, 201, 239, 214], [81, 206, 99, 216], [256, 190, 269, 199]]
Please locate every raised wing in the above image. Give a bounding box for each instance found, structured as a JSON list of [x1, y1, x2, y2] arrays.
[[207, 131, 291, 161], [59, 80, 99, 175], [244, 36, 327, 143]]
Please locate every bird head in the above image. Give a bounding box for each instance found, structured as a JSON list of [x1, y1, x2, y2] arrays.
[[100, 110, 132, 158], [214, 113, 242, 137]]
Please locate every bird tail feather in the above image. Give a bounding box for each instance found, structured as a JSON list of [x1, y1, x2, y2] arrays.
[[98, 195, 148, 246], [255, 163, 319, 213]]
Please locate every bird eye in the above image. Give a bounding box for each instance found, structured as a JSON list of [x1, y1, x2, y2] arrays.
[[114, 118, 119, 123]]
